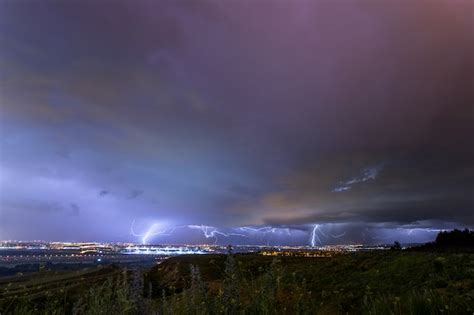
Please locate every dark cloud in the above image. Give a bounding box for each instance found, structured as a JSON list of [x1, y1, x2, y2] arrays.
[[128, 190, 144, 199], [98, 190, 109, 197], [0, 0, 472, 243], [260, 155, 474, 226]]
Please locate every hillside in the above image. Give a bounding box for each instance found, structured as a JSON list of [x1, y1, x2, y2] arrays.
[[145, 251, 474, 314], [1, 250, 473, 314]]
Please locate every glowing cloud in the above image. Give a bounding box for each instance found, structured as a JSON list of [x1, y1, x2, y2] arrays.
[[332, 164, 384, 192]]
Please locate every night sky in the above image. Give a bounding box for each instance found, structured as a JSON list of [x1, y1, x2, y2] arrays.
[[1, 1, 473, 245]]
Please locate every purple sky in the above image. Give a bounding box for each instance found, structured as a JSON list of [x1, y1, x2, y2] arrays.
[[0, 0, 473, 245]]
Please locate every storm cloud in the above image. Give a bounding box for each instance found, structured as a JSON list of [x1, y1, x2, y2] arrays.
[[0, 0, 473, 244]]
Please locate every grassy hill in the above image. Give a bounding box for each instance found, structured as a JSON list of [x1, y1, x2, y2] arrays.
[[1, 251, 473, 314], [0, 265, 121, 313], [144, 251, 474, 314]]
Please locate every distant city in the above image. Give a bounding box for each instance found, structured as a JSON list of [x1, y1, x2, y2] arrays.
[[0, 240, 390, 270]]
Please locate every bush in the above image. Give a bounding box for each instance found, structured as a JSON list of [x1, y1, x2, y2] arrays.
[[391, 241, 402, 251], [435, 229, 474, 247], [433, 257, 446, 273]]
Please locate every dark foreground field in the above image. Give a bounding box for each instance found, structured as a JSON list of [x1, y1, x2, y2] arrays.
[[1, 251, 473, 314]]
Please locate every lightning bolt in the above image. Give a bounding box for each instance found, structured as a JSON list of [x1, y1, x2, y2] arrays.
[[309, 224, 347, 246], [141, 224, 179, 244], [133, 221, 347, 246], [239, 226, 276, 234], [187, 225, 247, 244], [330, 231, 346, 238], [310, 224, 323, 247], [130, 220, 185, 244], [130, 219, 141, 237], [239, 226, 282, 245]]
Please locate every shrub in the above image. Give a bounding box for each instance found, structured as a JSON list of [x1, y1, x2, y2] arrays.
[[433, 257, 445, 273]]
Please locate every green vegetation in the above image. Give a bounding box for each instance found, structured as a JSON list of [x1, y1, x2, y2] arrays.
[[145, 251, 474, 314], [0, 265, 123, 314], [1, 250, 473, 314]]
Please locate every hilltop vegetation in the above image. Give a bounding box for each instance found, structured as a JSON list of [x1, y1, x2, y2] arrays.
[[144, 251, 474, 314], [1, 250, 473, 314], [413, 229, 474, 251]]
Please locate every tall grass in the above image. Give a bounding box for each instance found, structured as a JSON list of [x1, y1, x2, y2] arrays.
[[158, 252, 319, 314], [2, 270, 147, 315], [362, 289, 473, 315], [2, 252, 473, 314]]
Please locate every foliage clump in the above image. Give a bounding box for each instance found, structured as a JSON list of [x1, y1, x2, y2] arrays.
[[435, 229, 474, 247]]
